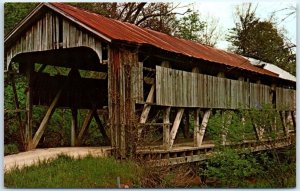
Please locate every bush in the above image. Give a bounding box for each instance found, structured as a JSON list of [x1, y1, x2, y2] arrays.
[[4, 144, 19, 155]]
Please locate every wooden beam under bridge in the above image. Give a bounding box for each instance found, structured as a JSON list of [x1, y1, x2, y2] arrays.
[[27, 87, 63, 150]]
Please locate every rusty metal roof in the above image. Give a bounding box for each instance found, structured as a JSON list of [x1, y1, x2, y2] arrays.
[[48, 3, 277, 77]]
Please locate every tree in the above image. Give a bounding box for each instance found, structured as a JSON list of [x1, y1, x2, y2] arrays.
[[174, 10, 222, 47], [227, 3, 296, 75], [69, 2, 189, 35], [4, 3, 38, 35]]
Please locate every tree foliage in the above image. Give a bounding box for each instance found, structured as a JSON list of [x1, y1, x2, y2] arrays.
[[4, 3, 39, 35], [67, 2, 188, 35], [227, 3, 296, 75], [174, 11, 221, 47]]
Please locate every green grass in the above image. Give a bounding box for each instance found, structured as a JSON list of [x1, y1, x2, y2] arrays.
[[4, 155, 141, 188]]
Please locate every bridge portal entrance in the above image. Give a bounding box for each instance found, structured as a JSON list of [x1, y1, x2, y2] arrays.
[[5, 47, 110, 151]]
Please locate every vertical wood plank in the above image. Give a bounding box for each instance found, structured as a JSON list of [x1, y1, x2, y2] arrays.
[[163, 107, 171, 149], [71, 108, 78, 146], [193, 108, 200, 147]]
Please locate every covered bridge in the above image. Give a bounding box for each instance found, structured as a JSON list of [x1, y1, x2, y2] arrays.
[[4, 3, 296, 159]]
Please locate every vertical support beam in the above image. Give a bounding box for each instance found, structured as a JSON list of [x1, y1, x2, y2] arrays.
[[194, 108, 200, 147], [108, 46, 138, 158], [183, 111, 190, 138], [169, 108, 184, 149], [192, 67, 201, 147], [9, 72, 25, 147], [77, 109, 94, 146], [221, 111, 233, 145], [280, 111, 289, 136], [221, 111, 226, 145], [291, 111, 296, 132], [71, 108, 78, 147], [241, 113, 246, 140], [25, 63, 33, 150], [163, 107, 171, 149]]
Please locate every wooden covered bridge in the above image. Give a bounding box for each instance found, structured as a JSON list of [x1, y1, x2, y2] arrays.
[[4, 3, 296, 164]]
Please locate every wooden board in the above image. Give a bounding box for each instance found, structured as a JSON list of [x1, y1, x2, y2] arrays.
[[5, 14, 104, 69], [155, 66, 294, 110]]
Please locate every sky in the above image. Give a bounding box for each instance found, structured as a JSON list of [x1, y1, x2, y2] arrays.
[[178, 0, 296, 50]]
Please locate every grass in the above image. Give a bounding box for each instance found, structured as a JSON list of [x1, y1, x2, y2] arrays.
[[4, 155, 141, 188]]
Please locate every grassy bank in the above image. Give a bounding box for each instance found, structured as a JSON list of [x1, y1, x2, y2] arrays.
[[5, 155, 141, 188]]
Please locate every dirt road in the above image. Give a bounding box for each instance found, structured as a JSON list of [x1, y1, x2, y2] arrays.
[[4, 147, 112, 172]]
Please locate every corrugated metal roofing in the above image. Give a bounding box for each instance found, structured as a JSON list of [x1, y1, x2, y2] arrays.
[[48, 3, 277, 77]]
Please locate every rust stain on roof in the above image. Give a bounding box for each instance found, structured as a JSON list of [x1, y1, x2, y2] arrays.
[[50, 3, 278, 77]]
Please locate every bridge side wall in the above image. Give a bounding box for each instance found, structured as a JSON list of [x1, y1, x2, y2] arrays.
[[156, 66, 295, 110]]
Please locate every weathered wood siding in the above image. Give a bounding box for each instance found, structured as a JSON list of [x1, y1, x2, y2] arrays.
[[276, 87, 296, 111], [249, 83, 271, 108], [5, 12, 103, 69], [156, 66, 295, 110], [131, 62, 144, 103], [108, 46, 139, 157]]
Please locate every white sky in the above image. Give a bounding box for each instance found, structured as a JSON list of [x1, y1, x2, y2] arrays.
[[176, 0, 296, 50]]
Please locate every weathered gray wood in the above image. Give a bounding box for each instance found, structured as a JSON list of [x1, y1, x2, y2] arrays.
[[71, 108, 78, 146], [155, 66, 294, 110], [221, 111, 232, 145], [169, 108, 185, 149], [5, 14, 104, 70], [193, 108, 200, 147], [77, 110, 94, 145], [197, 109, 211, 147], [132, 62, 143, 103], [29, 88, 62, 149], [138, 84, 155, 136], [163, 107, 171, 149]]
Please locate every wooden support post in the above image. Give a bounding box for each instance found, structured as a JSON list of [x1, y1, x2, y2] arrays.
[[25, 87, 33, 147], [252, 120, 261, 141], [93, 111, 110, 144], [169, 108, 184, 149], [9, 73, 26, 146], [138, 84, 155, 137], [241, 114, 246, 140], [163, 107, 171, 149], [28, 88, 62, 150], [71, 109, 78, 146], [195, 109, 211, 147], [221, 111, 226, 145], [77, 110, 94, 146], [194, 108, 200, 147], [221, 111, 233, 145], [280, 111, 289, 136], [25, 64, 33, 150], [291, 111, 296, 132], [183, 111, 190, 138]]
